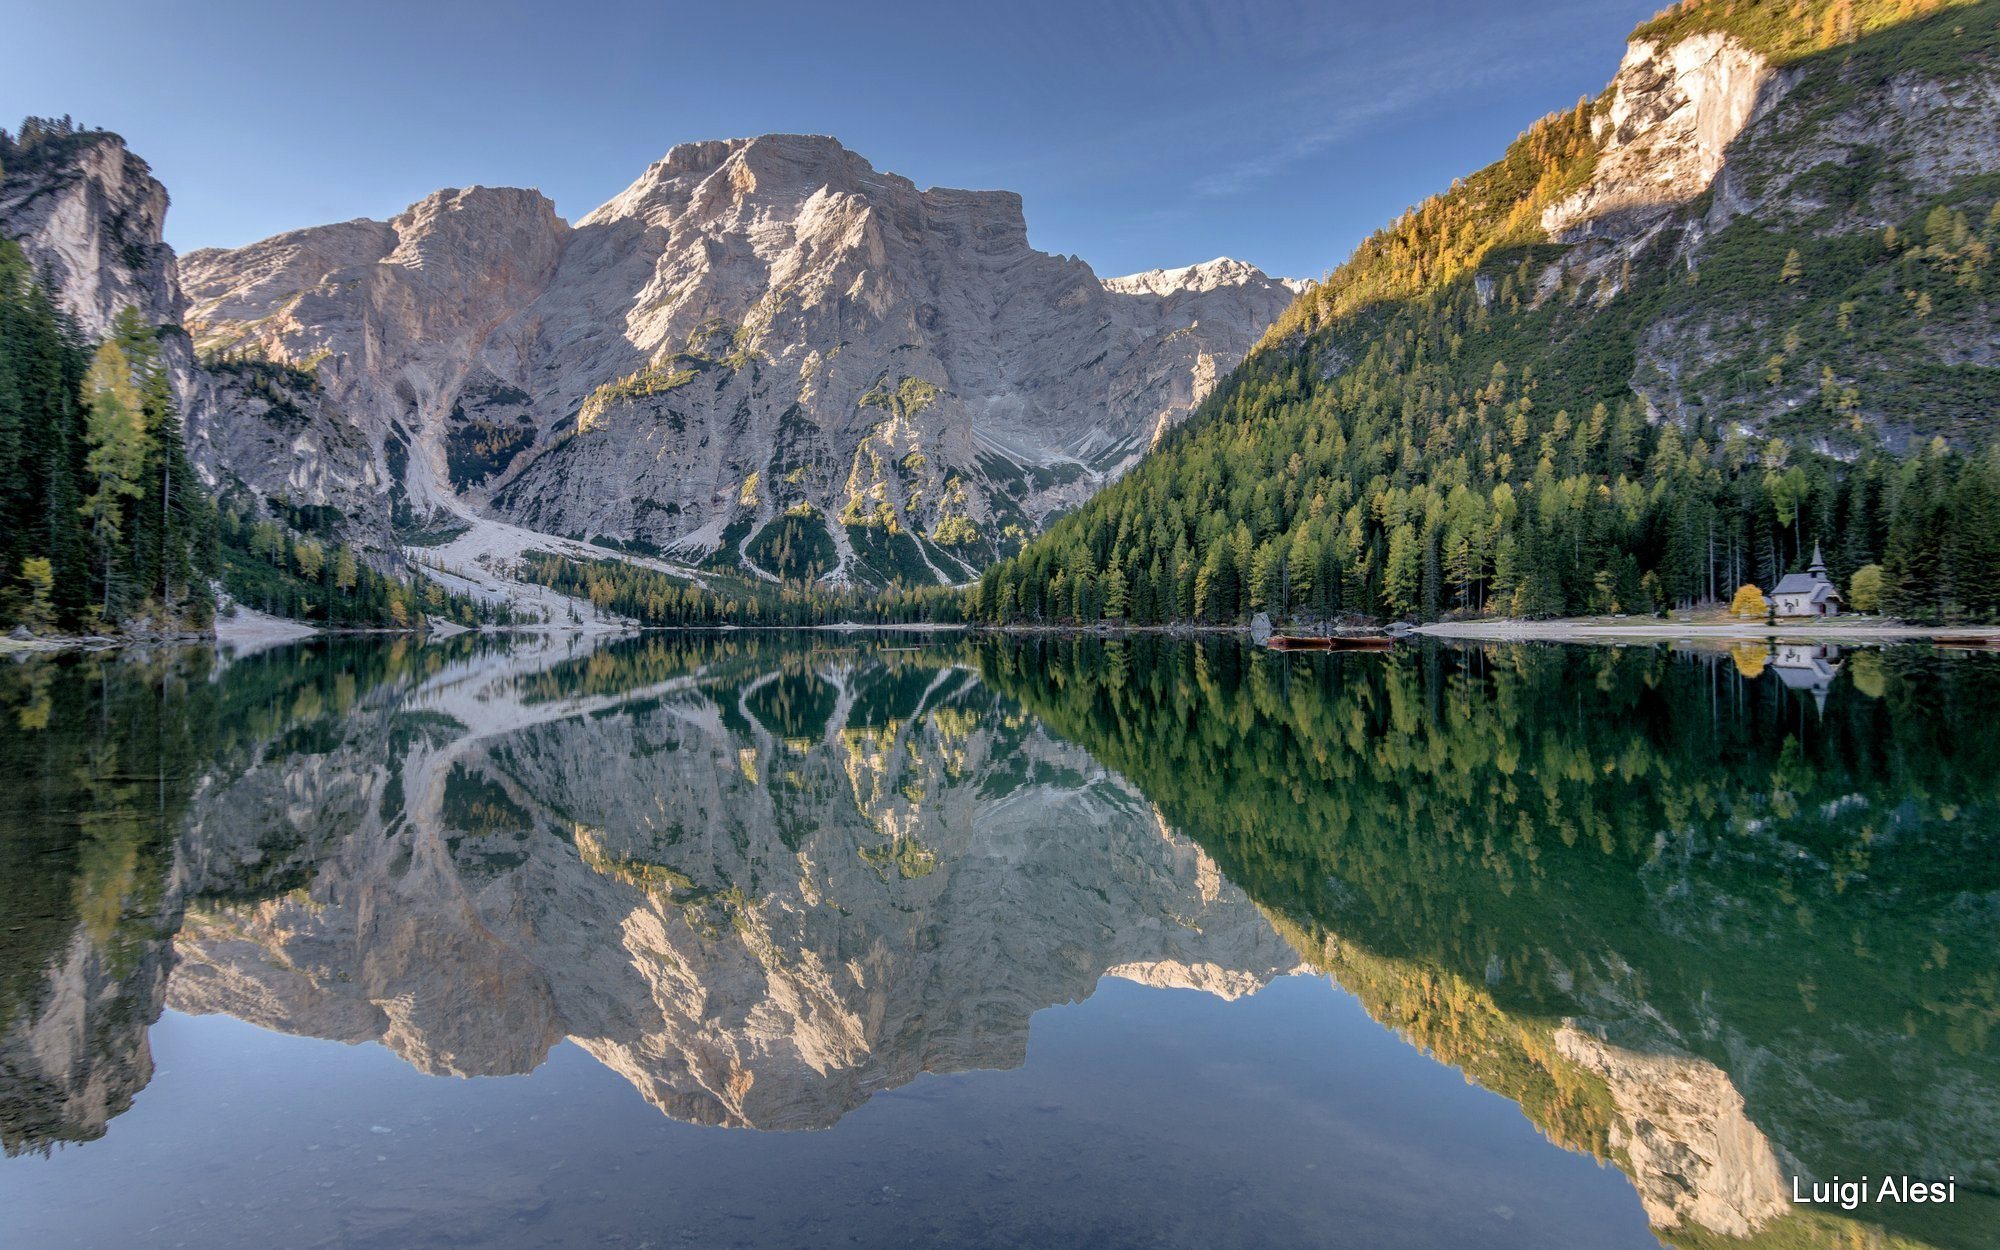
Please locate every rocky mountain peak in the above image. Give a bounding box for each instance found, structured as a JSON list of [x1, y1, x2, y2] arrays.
[[657, 137, 736, 177], [1542, 30, 1787, 242], [389, 184, 565, 244], [379, 184, 567, 303], [587, 134, 877, 222], [6, 122, 1294, 597], [913, 184, 1030, 254], [1104, 256, 1303, 298], [182, 217, 398, 332], [585, 132, 1030, 248], [173, 134, 1297, 588], [0, 128, 181, 339]]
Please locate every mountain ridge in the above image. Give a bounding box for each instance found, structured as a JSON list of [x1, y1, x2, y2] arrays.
[[2, 125, 1297, 631], [9, 2, 1997, 635], [178, 132, 1299, 594], [972, 0, 2000, 626]]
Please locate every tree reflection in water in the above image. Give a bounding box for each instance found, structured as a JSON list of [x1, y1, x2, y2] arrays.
[[1, 633, 1993, 1249]]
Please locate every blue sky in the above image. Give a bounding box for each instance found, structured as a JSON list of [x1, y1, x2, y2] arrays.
[[2, 0, 1663, 279]]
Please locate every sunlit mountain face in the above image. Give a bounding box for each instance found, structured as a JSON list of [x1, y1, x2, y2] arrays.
[[2, 634, 1994, 1249]]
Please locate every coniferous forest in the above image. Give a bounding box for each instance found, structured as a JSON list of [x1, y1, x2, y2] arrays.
[[1, 216, 502, 636], [969, 0, 2000, 628], [0, 235, 215, 633], [8, 4, 2000, 637], [968, 349, 2000, 626], [2, 118, 522, 635]]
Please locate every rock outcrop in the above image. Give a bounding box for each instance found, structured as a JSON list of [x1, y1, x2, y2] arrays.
[[0, 127, 221, 486], [1622, 24, 2000, 447], [1542, 33, 1786, 243], [0, 130, 181, 339], [1506, 11, 2000, 450], [2, 127, 1296, 589], [0, 129, 406, 564], [183, 136, 1298, 583]]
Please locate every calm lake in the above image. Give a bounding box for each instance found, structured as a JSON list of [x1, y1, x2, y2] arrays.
[[1, 633, 1994, 1249]]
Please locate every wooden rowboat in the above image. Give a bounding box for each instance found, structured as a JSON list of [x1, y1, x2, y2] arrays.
[[1266, 635, 1395, 652]]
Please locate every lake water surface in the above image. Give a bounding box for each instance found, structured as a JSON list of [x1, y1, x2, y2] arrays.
[[1, 633, 1994, 1248]]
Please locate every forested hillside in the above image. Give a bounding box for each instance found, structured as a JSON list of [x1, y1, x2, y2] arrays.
[[0, 227, 214, 633], [972, 0, 2000, 625], [1, 230, 501, 635], [2, 120, 519, 635]]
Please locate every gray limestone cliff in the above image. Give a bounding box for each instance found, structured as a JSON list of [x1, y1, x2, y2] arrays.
[[182, 136, 1298, 584], [3, 129, 1296, 590], [1553, 1025, 1789, 1239], [1517, 15, 2000, 450], [0, 130, 180, 339], [0, 129, 409, 565], [1542, 32, 1788, 244]]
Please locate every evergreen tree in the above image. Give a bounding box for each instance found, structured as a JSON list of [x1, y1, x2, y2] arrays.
[[0, 253, 219, 632], [1884, 447, 1953, 622], [80, 335, 146, 618], [1945, 451, 2000, 620], [0, 241, 91, 626]]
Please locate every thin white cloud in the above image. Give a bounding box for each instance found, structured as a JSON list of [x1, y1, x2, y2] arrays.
[[1183, 6, 1616, 201], [1188, 60, 1476, 199]]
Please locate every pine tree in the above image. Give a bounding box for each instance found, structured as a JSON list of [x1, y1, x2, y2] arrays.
[[0, 242, 90, 626], [1102, 562, 1129, 619], [1383, 523, 1419, 618], [109, 307, 211, 623], [80, 335, 146, 618], [1945, 453, 2000, 620], [1884, 447, 1952, 622], [334, 544, 359, 595]]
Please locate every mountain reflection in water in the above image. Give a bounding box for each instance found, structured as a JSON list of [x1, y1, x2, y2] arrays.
[[0, 633, 1994, 1249]]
